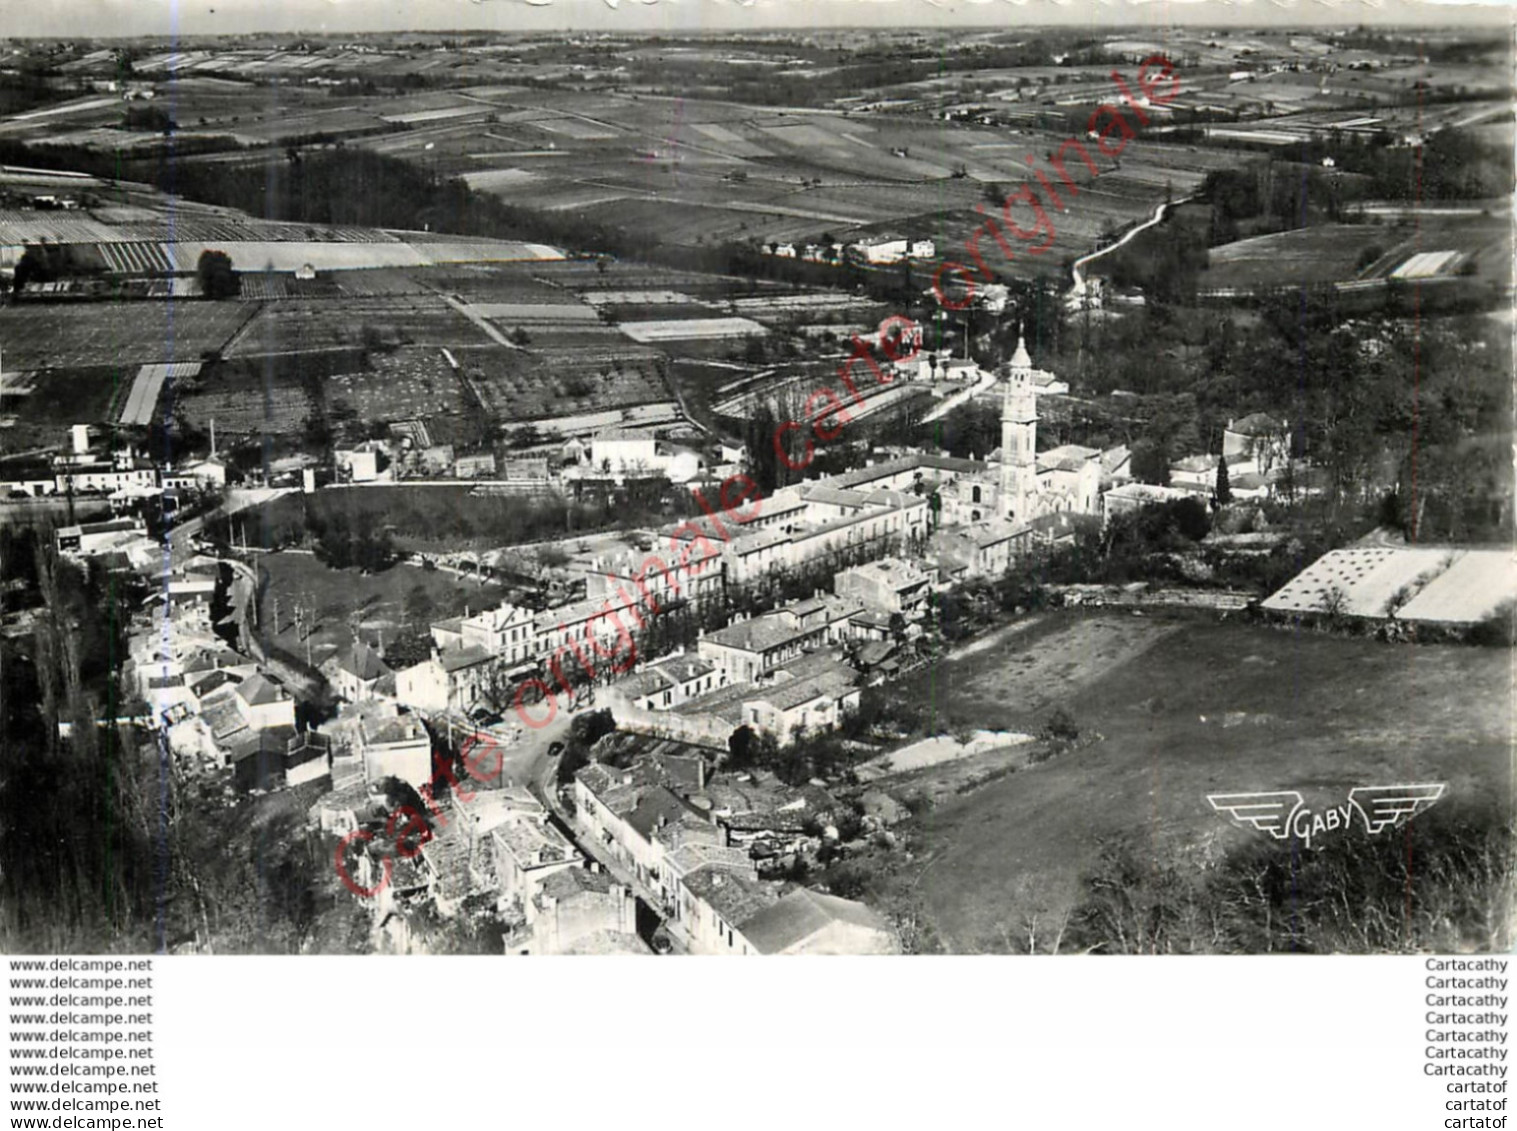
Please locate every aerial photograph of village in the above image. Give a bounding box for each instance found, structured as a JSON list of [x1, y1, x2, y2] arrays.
[[0, 4, 1511, 956]]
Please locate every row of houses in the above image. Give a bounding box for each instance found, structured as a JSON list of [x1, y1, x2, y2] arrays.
[[5, 427, 226, 501], [570, 736, 899, 954], [762, 237, 936, 265], [128, 563, 318, 792], [355, 464, 939, 728], [317, 773, 650, 955]]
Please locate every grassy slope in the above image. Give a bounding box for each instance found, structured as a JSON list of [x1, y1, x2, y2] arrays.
[[903, 612, 1513, 952]]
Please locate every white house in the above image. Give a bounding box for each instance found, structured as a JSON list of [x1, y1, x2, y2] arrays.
[[233, 673, 297, 732], [395, 647, 494, 714], [335, 448, 379, 483], [590, 429, 658, 476], [358, 713, 433, 789], [333, 640, 392, 703]]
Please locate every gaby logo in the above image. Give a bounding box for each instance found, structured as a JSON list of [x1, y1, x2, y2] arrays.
[[1207, 784, 1446, 848]]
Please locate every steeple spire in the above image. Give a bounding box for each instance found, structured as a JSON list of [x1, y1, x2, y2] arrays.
[[1010, 321, 1032, 372]]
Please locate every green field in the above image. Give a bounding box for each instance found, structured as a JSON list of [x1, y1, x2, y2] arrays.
[[257, 550, 508, 672], [897, 611, 1513, 953]]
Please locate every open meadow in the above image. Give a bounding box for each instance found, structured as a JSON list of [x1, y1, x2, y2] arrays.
[[255, 550, 508, 672], [893, 611, 1513, 953]]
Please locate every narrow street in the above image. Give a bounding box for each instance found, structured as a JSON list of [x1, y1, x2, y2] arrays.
[[518, 715, 679, 953]]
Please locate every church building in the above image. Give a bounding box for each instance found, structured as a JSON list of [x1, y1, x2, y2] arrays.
[[995, 333, 1103, 525]]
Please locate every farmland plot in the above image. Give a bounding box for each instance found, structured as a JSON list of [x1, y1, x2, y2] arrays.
[[471, 301, 601, 325], [224, 296, 492, 356], [1375, 215, 1512, 281], [119, 361, 202, 427], [460, 344, 669, 423], [1203, 224, 1414, 289], [330, 269, 434, 297], [411, 266, 577, 304], [223, 107, 391, 143], [1, 366, 129, 429], [174, 361, 317, 440], [620, 316, 768, 342], [0, 301, 255, 369]]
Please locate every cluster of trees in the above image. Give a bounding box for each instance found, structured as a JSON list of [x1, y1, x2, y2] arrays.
[[10, 241, 105, 294], [195, 249, 239, 299], [1098, 201, 1211, 305], [0, 529, 153, 951], [307, 510, 397, 572], [723, 684, 944, 787], [121, 104, 176, 134], [218, 482, 695, 556], [554, 709, 618, 787], [0, 524, 359, 953], [1060, 284, 1511, 545], [725, 725, 857, 787], [1057, 801, 1513, 954], [1200, 130, 1513, 245]]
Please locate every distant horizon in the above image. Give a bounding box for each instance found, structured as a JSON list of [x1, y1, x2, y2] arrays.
[[2, 0, 1513, 43]]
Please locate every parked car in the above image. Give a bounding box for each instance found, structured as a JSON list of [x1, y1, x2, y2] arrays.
[[546, 741, 565, 759]]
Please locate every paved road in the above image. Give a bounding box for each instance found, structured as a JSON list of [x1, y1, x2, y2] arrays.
[[439, 701, 575, 795]]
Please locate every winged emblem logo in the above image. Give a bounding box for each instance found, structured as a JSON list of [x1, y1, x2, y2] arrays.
[[1207, 784, 1445, 847]]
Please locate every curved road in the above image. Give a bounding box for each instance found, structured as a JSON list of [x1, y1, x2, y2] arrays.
[[1070, 195, 1194, 295]]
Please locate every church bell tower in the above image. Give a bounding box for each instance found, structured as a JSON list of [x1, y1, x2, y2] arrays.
[[1000, 328, 1038, 523]]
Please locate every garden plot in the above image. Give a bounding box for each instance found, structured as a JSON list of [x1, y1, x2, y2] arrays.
[[325, 348, 470, 427], [237, 274, 290, 301], [459, 345, 669, 423], [175, 364, 317, 441]]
